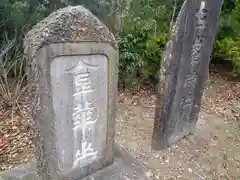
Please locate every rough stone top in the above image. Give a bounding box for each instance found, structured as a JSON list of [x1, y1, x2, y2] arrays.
[[24, 5, 117, 59]]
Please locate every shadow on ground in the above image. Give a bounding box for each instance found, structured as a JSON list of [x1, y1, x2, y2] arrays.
[[116, 74, 240, 180]]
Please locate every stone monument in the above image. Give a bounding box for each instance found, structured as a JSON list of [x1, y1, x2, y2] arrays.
[[152, 0, 223, 149], [0, 5, 149, 180]]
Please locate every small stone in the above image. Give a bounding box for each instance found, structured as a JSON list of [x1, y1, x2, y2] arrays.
[[212, 135, 218, 140], [223, 163, 227, 169], [223, 154, 227, 160], [145, 171, 153, 178], [188, 168, 193, 173]]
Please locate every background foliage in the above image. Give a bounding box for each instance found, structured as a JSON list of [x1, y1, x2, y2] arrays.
[[0, 0, 239, 88], [213, 0, 240, 75]]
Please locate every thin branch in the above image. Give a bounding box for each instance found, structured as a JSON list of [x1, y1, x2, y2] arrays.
[[169, 0, 178, 32]]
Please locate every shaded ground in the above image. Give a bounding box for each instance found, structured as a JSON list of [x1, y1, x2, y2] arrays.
[[0, 102, 34, 171], [0, 72, 239, 179], [116, 73, 240, 180]]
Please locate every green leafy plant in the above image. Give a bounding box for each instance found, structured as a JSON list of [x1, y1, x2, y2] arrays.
[[118, 0, 170, 88], [213, 0, 240, 76], [214, 37, 240, 75]]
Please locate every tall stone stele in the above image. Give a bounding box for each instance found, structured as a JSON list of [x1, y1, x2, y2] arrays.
[[24, 5, 149, 180], [152, 0, 223, 149], [24, 6, 118, 180]]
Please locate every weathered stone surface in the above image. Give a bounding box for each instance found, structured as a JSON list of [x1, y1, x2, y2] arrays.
[[24, 6, 118, 180], [0, 163, 39, 180], [0, 143, 149, 180], [50, 54, 108, 172], [152, 0, 223, 149], [24, 6, 117, 56], [82, 143, 149, 180]]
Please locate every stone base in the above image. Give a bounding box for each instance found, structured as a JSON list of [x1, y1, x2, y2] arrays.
[[0, 143, 149, 180], [82, 143, 150, 180], [152, 122, 197, 150]]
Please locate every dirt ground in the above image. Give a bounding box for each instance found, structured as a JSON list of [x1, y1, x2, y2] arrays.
[[116, 73, 240, 180], [0, 72, 240, 179]]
